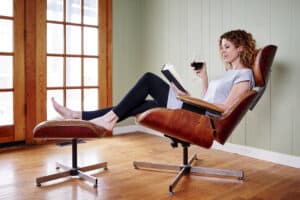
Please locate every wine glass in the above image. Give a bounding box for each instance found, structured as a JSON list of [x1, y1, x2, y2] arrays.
[[190, 55, 204, 70]]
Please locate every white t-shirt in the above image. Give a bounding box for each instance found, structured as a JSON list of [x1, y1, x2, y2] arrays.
[[166, 68, 255, 109]]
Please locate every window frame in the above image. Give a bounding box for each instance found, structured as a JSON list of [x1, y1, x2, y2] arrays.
[[0, 0, 25, 143]]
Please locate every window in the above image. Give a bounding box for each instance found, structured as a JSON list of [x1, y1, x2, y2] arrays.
[[46, 0, 101, 119], [0, 1, 14, 125]]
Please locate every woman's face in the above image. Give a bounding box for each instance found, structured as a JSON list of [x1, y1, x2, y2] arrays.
[[220, 38, 240, 64]]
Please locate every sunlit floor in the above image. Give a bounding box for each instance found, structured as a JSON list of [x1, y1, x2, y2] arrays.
[[0, 132, 299, 200]]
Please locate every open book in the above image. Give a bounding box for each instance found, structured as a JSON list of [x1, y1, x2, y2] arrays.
[[161, 64, 188, 93]]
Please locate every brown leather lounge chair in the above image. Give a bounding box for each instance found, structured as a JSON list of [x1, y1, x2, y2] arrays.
[[33, 120, 109, 187], [134, 45, 277, 194]]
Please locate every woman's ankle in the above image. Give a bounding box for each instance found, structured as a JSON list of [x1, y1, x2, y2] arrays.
[[90, 111, 119, 131], [71, 111, 82, 119], [107, 111, 119, 122], [90, 118, 115, 131]]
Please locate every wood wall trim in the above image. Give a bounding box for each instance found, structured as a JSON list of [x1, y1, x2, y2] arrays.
[[25, 0, 37, 143], [99, 0, 112, 108], [107, 0, 113, 106], [14, 0, 26, 141], [35, 0, 47, 123]]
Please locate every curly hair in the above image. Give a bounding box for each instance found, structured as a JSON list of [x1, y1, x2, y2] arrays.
[[219, 29, 257, 68]]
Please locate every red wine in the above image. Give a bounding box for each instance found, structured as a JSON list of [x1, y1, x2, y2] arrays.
[[191, 62, 204, 70]]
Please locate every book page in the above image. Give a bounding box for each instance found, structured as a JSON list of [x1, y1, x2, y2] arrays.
[[161, 64, 186, 91], [161, 64, 187, 92], [162, 64, 181, 81]]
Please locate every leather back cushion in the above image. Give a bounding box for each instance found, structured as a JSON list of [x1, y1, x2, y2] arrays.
[[252, 45, 277, 87]]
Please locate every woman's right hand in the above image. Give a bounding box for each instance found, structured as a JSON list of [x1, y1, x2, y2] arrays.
[[192, 62, 208, 97], [193, 62, 207, 79]]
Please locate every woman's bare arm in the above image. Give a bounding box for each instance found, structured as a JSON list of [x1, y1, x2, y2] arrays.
[[215, 81, 250, 111]]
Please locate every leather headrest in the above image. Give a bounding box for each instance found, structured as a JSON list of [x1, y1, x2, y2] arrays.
[[252, 45, 277, 87]]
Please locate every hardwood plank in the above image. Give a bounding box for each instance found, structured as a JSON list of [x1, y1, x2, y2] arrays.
[[0, 132, 299, 199]]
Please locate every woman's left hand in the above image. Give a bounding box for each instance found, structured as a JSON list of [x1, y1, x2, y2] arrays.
[[170, 82, 190, 96]]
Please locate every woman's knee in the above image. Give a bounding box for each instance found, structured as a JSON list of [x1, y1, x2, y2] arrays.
[[142, 72, 156, 79], [141, 72, 159, 84]]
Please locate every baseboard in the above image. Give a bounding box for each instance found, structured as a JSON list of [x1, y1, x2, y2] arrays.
[[113, 125, 140, 135], [212, 142, 300, 169], [113, 125, 300, 169]]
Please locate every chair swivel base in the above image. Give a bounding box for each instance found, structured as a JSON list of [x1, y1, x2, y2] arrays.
[[133, 153, 244, 194], [36, 161, 108, 187]]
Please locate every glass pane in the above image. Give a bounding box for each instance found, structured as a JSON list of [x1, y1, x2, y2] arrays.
[[47, 90, 63, 120], [84, 89, 98, 111], [0, 19, 13, 52], [66, 57, 81, 86], [0, 0, 13, 17], [84, 0, 98, 25], [47, 23, 64, 54], [47, 56, 64, 87], [66, 25, 81, 54], [84, 58, 98, 86], [47, 0, 64, 21], [0, 56, 13, 89], [66, 0, 81, 23], [84, 27, 98, 55], [0, 92, 13, 125], [66, 89, 81, 111]]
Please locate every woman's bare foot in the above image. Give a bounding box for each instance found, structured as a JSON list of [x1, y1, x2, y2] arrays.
[[90, 111, 119, 131], [51, 97, 81, 119]]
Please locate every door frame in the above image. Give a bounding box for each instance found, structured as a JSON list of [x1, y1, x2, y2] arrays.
[[0, 0, 25, 143]]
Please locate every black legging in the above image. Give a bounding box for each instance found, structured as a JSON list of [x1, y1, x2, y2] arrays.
[[82, 72, 170, 122]]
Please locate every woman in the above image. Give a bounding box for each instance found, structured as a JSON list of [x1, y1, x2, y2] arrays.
[[52, 29, 256, 131]]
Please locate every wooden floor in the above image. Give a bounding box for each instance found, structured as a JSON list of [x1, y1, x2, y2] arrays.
[[0, 132, 299, 200]]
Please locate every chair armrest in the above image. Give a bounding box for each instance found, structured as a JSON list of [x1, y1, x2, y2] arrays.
[[177, 95, 225, 116]]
